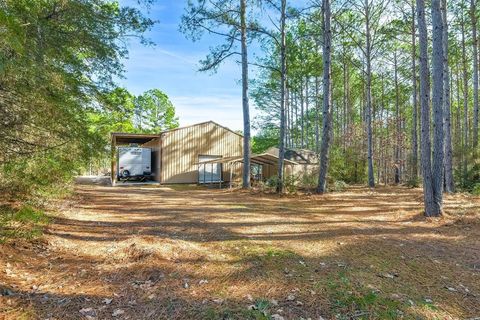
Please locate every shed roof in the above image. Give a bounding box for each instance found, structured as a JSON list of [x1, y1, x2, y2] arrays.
[[265, 147, 318, 164]]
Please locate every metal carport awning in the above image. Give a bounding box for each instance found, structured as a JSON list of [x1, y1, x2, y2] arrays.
[[195, 153, 298, 188], [195, 153, 298, 166]]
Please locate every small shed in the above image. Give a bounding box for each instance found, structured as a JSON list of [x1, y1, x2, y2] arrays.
[[265, 147, 319, 176]]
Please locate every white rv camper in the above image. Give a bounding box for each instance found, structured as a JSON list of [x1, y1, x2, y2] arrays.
[[117, 147, 152, 180]]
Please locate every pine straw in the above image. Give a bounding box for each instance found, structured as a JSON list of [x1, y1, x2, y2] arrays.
[[0, 185, 479, 319]]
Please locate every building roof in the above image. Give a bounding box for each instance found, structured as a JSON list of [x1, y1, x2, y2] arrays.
[[265, 147, 318, 164], [111, 121, 243, 145], [160, 121, 243, 138]]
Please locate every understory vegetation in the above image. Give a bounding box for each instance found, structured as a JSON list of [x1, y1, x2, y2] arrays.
[[257, 171, 348, 194], [0, 1, 178, 208], [0, 205, 50, 243]]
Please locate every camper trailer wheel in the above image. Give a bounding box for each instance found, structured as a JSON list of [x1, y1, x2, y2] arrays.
[[121, 170, 130, 178]]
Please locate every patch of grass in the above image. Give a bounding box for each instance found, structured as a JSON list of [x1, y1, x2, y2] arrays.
[[0, 205, 51, 243], [264, 248, 296, 259], [0, 308, 36, 320], [13, 205, 50, 224], [418, 299, 438, 311], [253, 299, 271, 315], [202, 307, 232, 320], [324, 270, 403, 320]]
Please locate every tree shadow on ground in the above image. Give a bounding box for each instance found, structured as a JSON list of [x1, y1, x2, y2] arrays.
[[1, 185, 479, 319]]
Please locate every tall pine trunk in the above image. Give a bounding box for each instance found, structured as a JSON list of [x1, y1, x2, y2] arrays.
[[342, 52, 347, 153], [471, 0, 479, 150], [456, 61, 464, 180], [411, 1, 419, 180], [461, 17, 469, 182], [315, 76, 320, 153], [430, 0, 445, 215], [285, 83, 289, 147], [394, 50, 401, 184], [365, 0, 375, 188], [417, 0, 437, 215], [306, 78, 310, 149], [277, 0, 287, 193], [240, 0, 251, 189], [317, 0, 332, 194], [443, 0, 454, 193], [300, 79, 305, 148], [381, 74, 388, 185]]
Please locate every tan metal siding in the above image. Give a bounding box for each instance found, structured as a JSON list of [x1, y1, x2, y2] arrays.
[[161, 122, 243, 183], [141, 138, 161, 182], [263, 164, 276, 179]]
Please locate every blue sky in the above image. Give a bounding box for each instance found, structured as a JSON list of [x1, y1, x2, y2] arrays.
[[118, 1, 256, 131]]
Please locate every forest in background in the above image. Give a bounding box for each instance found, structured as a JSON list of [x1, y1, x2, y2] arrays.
[[249, 0, 480, 193], [182, 0, 480, 215]]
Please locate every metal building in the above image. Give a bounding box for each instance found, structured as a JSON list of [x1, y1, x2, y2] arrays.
[[110, 121, 243, 185]]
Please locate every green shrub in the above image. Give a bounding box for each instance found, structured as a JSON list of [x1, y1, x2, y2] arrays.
[[0, 150, 79, 204], [0, 205, 50, 243], [464, 163, 480, 192], [472, 184, 480, 196], [405, 176, 420, 188], [265, 176, 280, 191], [263, 173, 348, 194], [329, 145, 367, 184], [328, 180, 348, 192], [263, 175, 298, 193], [453, 152, 480, 193], [284, 174, 298, 193], [298, 170, 318, 192]]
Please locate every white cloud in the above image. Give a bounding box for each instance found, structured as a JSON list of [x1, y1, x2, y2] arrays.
[[171, 95, 259, 132], [171, 95, 241, 130], [155, 48, 197, 65]]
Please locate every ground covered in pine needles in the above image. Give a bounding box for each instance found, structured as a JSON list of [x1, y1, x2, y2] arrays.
[[0, 183, 479, 320]]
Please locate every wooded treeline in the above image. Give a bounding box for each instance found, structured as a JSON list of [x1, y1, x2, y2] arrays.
[[182, 0, 480, 215], [0, 1, 178, 198]]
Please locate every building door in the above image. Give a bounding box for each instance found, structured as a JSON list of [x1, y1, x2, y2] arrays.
[[198, 155, 222, 183]]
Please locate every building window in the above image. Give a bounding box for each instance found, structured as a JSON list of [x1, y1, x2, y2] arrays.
[[198, 155, 222, 183]]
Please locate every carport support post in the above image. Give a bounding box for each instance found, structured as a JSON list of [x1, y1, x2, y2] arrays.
[[229, 163, 233, 189], [111, 136, 117, 186]]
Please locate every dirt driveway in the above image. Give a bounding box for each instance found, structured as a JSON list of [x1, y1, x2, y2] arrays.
[[1, 185, 479, 319]]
